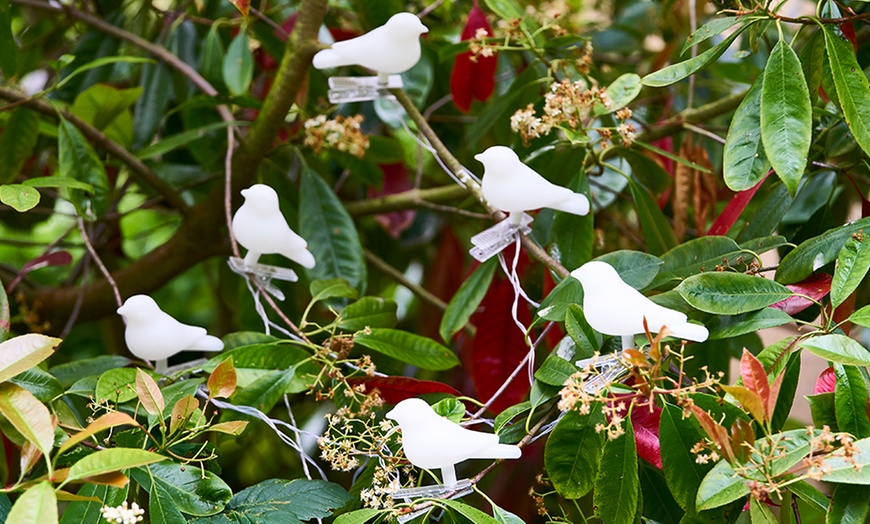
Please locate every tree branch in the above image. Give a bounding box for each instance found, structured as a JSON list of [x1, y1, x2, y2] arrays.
[[344, 185, 469, 216]]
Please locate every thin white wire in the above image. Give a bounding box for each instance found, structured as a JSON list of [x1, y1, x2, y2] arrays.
[[397, 116, 482, 187], [496, 236, 540, 381], [284, 394, 312, 481], [244, 279, 301, 341]]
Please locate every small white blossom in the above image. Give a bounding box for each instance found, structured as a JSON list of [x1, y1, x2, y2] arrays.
[[100, 501, 145, 524]]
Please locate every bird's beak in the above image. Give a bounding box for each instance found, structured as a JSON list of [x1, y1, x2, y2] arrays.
[[420, 24, 429, 33], [116, 304, 127, 315], [474, 153, 484, 163], [385, 407, 396, 420], [241, 188, 250, 198]]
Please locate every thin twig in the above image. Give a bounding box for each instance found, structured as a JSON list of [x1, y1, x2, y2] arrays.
[[77, 218, 122, 307], [363, 250, 449, 312]]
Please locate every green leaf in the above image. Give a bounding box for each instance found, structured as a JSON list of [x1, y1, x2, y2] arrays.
[[333, 509, 386, 524], [55, 56, 153, 92], [309, 278, 359, 303], [67, 448, 165, 482], [827, 484, 870, 524], [95, 368, 140, 403], [848, 304, 870, 327], [188, 479, 351, 524], [57, 118, 110, 220], [760, 40, 812, 196], [0, 277, 7, 342], [431, 397, 465, 423], [801, 335, 870, 366], [59, 484, 127, 524], [492, 504, 525, 524], [353, 329, 459, 371], [0, 184, 40, 212], [50, 355, 131, 388], [133, 462, 232, 516], [6, 482, 56, 524], [676, 272, 792, 315], [440, 500, 500, 524], [299, 167, 367, 293], [230, 369, 295, 414], [9, 367, 64, 403], [594, 416, 638, 523], [723, 74, 770, 191], [788, 477, 829, 512], [201, 24, 225, 88], [150, 481, 186, 524], [338, 297, 398, 331], [536, 277, 584, 321], [834, 364, 870, 439], [551, 171, 593, 269], [0, 383, 54, 458], [595, 250, 663, 290], [0, 333, 60, 384], [534, 354, 577, 387], [223, 32, 254, 96], [776, 217, 870, 284], [201, 342, 315, 393], [133, 60, 172, 148], [136, 121, 242, 160], [749, 498, 777, 523], [660, 403, 719, 518], [439, 258, 497, 342], [565, 304, 600, 358], [648, 236, 741, 289], [815, 435, 870, 483], [594, 73, 641, 115], [0, 108, 40, 184], [642, 26, 748, 87], [22, 176, 93, 192], [808, 392, 838, 429], [71, 84, 142, 147], [831, 237, 870, 308], [545, 407, 605, 499], [823, 25, 870, 160], [707, 308, 793, 340], [681, 17, 745, 55], [799, 29, 825, 104], [0, 0, 18, 76], [696, 429, 816, 510], [630, 181, 678, 256]]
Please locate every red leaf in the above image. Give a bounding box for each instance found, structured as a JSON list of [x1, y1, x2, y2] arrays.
[[770, 273, 832, 315], [841, 21, 858, 53], [631, 402, 662, 468], [22, 251, 72, 273], [740, 348, 771, 420], [470, 276, 532, 414], [813, 366, 837, 395], [369, 163, 415, 239], [707, 170, 771, 236], [347, 376, 460, 405], [450, 3, 497, 112], [228, 0, 250, 18]]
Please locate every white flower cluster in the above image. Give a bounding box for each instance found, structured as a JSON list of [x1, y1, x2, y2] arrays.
[[303, 114, 370, 159], [100, 501, 144, 524]]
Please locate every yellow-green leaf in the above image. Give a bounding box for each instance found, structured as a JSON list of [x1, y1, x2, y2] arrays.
[[0, 382, 55, 457], [0, 333, 61, 384]]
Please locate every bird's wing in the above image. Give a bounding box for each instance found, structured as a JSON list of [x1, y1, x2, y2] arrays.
[[328, 25, 390, 62], [621, 286, 688, 331], [427, 416, 501, 456], [154, 311, 210, 350], [502, 163, 577, 210]]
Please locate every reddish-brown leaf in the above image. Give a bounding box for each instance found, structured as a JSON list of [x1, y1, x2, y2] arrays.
[[471, 276, 532, 414], [228, 0, 250, 18], [631, 402, 662, 468], [369, 163, 415, 239], [740, 349, 771, 421], [721, 384, 766, 425], [770, 273, 832, 315], [688, 403, 734, 462], [208, 357, 237, 399], [450, 2, 497, 112], [691, 145, 717, 234], [814, 366, 837, 395], [135, 369, 165, 417], [707, 170, 771, 236], [346, 376, 461, 404], [767, 370, 785, 420], [672, 142, 692, 241]]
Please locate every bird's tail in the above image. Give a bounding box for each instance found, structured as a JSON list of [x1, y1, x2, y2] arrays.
[[287, 248, 316, 269], [670, 322, 709, 343], [475, 443, 522, 460], [312, 49, 348, 69], [192, 335, 224, 352], [552, 193, 590, 216]]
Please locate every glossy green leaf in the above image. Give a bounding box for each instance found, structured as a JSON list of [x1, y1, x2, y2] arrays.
[[57, 118, 110, 220], [630, 181, 678, 256], [188, 479, 352, 523], [0, 333, 60, 384], [50, 355, 131, 388], [545, 407, 605, 499], [55, 56, 153, 92], [799, 29, 825, 104], [0, 184, 40, 212], [95, 368, 140, 403], [834, 364, 870, 438], [534, 355, 578, 387], [71, 84, 141, 147], [300, 167, 367, 293], [22, 176, 93, 192], [594, 416, 638, 523], [594, 73, 641, 115], [681, 17, 745, 55], [59, 484, 127, 524], [67, 448, 165, 482], [201, 342, 315, 393], [787, 477, 829, 512], [439, 258, 497, 342], [339, 297, 398, 331], [749, 498, 777, 523], [801, 335, 870, 366], [0, 277, 7, 342], [808, 392, 838, 429], [760, 40, 811, 195], [201, 24, 225, 87], [353, 329, 459, 371], [136, 121, 241, 160], [648, 236, 742, 289], [831, 237, 870, 308], [676, 272, 792, 314], [848, 304, 870, 327], [708, 308, 793, 340], [9, 367, 63, 403], [564, 304, 600, 357], [723, 74, 770, 191], [0, 383, 54, 457], [6, 482, 56, 524], [440, 500, 500, 524], [132, 462, 232, 516], [0, 0, 17, 76], [150, 481, 186, 524], [828, 484, 870, 524], [536, 277, 583, 321], [223, 32, 254, 96], [815, 436, 870, 483], [595, 250, 663, 290], [823, 25, 870, 159], [132, 59, 172, 149], [332, 509, 386, 524], [230, 369, 295, 414], [776, 217, 870, 284], [0, 108, 39, 184], [642, 26, 747, 87], [551, 171, 593, 269], [309, 278, 359, 303]]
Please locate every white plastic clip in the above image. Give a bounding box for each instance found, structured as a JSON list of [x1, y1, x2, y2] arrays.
[[392, 479, 474, 523], [228, 257, 299, 301], [469, 213, 533, 262], [327, 75, 403, 104]]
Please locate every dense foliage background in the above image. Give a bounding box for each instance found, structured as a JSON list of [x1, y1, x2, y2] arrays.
[[4, 0, 870, 522]]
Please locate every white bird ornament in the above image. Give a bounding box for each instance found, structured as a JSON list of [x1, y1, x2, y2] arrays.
[[117, 294, 223, 373], [386, 398, 521, 486], [232, 184, 315, 270], [570, 260, 709, 349], [475, 146, 590, 225], [312, 12, 429, 84]]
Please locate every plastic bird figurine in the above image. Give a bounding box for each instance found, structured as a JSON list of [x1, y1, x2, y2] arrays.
[[313, 12, 429, 83], [232, 184, 315, 270], [571, 260, 709, 349], [117, 295, 223, 373], [475, 146, 590, 225], [386, 398, 521, 486]]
